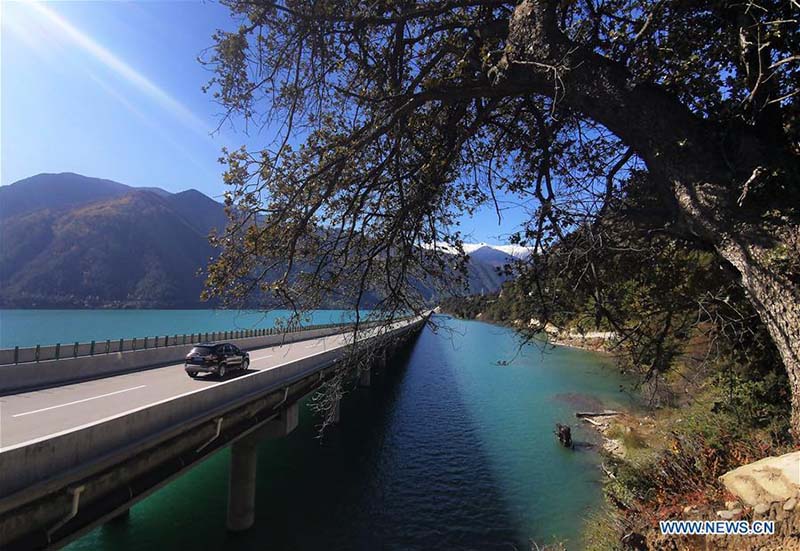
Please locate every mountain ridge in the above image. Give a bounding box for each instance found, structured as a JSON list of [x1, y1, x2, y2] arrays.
[[0, 173, 518, 307]]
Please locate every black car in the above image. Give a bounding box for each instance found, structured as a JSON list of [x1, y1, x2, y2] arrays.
[[185, 343, 250, 379]]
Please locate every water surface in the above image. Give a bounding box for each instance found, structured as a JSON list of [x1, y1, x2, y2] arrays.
[[6, 313, 631, 549], [0, 309, 362, 348]]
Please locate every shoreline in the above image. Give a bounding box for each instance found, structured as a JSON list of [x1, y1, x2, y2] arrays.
[[443, 310, 800, 550]]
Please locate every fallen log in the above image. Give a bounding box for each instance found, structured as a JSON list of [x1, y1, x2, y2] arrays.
[[575, 410, 620, 418]]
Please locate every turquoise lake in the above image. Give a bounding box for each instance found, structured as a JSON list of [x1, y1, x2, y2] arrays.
[[0, 310, 633, 549], [0, 309, 361, 348]]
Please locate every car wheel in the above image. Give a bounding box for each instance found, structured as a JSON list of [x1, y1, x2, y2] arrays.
[[188, 371, 197, 378], [218, 364, 226, 379], [242, 358, 250, 371]]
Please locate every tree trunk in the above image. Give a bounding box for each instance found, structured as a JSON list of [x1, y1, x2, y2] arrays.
[[717, 237, 800, 435], [674, 178, 800, 434]]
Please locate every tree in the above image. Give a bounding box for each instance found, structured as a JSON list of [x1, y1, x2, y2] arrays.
[[202, 1, 800, 432]]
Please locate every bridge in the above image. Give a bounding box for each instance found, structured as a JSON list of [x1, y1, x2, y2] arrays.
[[0, 314, 428, 550]]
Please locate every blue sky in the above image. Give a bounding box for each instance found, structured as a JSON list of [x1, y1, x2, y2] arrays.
[[1, 0, 528, 243]]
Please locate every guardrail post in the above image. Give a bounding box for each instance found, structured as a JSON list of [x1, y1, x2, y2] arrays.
[[90, 341, 95, 355], [144, 337, 149, 349], [73, 342, 79, 358], [132, 338, 137, 351], [35, 345, 40, 362], [106, 340, 111, 354], [55, 343, 60, 360], [119, 338, 124, 353], [14, 346, 19, 364]]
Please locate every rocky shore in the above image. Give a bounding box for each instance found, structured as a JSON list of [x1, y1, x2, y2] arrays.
[[580, 407, 800, 550]]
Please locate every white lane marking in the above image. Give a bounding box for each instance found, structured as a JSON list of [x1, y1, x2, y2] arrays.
[[305, 342, 324, 348], [12, 385, 148, 418], [251, 354, 273, 361], [1, 318, 419, 449]]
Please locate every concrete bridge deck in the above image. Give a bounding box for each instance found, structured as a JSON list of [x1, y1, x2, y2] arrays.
[[1, 328, 364, 447], [0, 314, 428, 550]]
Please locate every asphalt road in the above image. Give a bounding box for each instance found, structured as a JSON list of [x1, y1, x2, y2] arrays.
[[0, 328, 369, 449]]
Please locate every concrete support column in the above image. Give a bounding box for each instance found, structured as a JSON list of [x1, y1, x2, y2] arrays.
[[256, 402, 299, 439], [227, 436, 258, 532], [226, 401, 300, 532], [359, 368, 371, 387]]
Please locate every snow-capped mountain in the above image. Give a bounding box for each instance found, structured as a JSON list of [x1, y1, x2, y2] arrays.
[[461, 242, 534, 259], [424, 241, 534, 259], [421, 241, 533, 294]]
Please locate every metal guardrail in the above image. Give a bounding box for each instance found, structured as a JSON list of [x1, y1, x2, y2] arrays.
[[0, 316, 414, 366]]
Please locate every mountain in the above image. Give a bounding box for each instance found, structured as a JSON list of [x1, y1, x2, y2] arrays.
[[464, 246, 518, 295], [0, 174, 224, 308], [0, 173, 174, 220], [462, 242, 534, 259], [425, 241, 534, 259], [0, 173, 516, 307], [164, 189, 228, 237]]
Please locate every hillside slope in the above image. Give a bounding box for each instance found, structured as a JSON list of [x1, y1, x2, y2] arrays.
[[0, 191, 216, 308], [0, 173, 515, 307]]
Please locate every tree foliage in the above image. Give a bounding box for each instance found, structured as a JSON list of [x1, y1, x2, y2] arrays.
[[201, 0, 800, 427]]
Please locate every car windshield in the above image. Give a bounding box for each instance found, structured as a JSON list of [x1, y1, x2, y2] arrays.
[[189, 346, 215, 355]]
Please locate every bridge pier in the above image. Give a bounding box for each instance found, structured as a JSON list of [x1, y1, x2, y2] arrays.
[[226, 402, 299, 532], [227, 438, 258, 531]]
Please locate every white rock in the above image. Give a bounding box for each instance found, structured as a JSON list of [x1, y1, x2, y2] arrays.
[[784, 497, 797, 511], [754, 503, 770, 515], [719, 450, 800, 506]]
